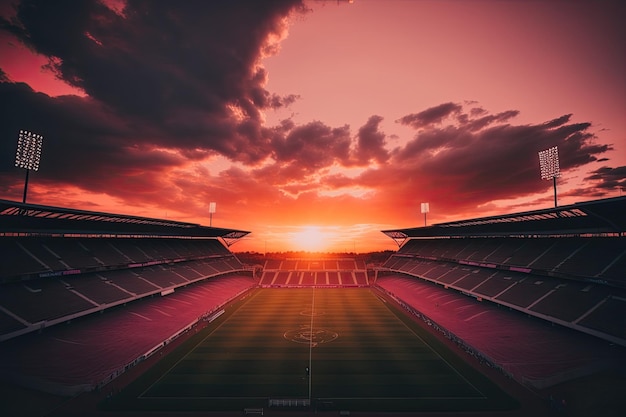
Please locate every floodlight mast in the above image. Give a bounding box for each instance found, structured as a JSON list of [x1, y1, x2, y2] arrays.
[[15, 130, 43, 204], [421, 202, 429, 227], [209, 202, 216, 227], [538, 146, 560, 208]]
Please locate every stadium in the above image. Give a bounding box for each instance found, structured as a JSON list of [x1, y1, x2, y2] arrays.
[[2, 1, 625, 416], [1, 196, 624, 417]]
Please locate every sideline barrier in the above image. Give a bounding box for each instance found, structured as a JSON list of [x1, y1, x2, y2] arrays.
[[375, 278, 616, 390], [375, 287, 511, 381], [206, 309, 224, 322], [92, 284, 254, 391], [142, 318, 199, 360]]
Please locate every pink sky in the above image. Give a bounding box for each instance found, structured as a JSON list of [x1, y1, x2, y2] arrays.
[[0, 0, 624, 253]]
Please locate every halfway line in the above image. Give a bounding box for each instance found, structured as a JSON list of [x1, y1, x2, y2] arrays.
[[308, 286, 315, 402]]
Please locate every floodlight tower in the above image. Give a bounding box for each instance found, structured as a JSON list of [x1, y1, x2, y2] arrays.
[[421, 202, 429, 227], [15, 130, 43, 204], [209, 202, 216, 227], [538, 146, 560, 208]]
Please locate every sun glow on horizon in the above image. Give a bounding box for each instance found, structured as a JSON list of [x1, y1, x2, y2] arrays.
[[290, 225, 328, 252]]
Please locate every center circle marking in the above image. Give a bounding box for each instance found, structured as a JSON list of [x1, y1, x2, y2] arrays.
[[300, 309, 325, 317], [284, 326, 338, 346]]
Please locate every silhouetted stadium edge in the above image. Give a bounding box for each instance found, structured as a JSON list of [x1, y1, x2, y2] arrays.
[[0, 198, 250, 240], [382, 195, 626, 241]]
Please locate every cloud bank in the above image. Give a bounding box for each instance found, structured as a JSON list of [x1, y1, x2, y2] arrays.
[[0, 0, 623, 236]]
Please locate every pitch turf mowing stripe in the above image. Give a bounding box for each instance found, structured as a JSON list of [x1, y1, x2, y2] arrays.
[[309, 289, 485, 404], [140, 289, 311, 400], [105, 287, 518, 412]]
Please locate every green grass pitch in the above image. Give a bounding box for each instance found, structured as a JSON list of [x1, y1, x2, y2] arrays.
[[105, 288, 518, 412]]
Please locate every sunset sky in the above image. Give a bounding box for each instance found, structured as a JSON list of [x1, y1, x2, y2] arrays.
[[1, 0, 624, 253]]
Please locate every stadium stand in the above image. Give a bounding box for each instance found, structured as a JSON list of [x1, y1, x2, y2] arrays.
[[0, 249, 248, 341], [0, 199, 255, 395], [378, 196, 626, 349], [258, 256, 369, 287], [0, 199, 251, 337], [0, 274, 254, 395], [0, 236, 234, 280], [375, 274, 623, 389]]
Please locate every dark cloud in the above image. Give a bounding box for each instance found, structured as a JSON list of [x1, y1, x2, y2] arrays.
[[584, 166, 626, 192], [458, 110, 519, 131], [268, 93, 300, 109], [4, 0, 303, 116], [0, 0, 312, 206], [543, 114, 573, 129], [468, 106, 487, 118], [270, 121, 351, 177], [343, 104, 615, 214], [0, 80, 184, 196], [0, 0, 306, 165], [353, 115, 389, 165], [396, 102, 462, 129]]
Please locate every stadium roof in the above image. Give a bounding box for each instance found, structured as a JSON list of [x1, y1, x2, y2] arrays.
[[0, 199, 249, 242], [382, 196, 626, 245]]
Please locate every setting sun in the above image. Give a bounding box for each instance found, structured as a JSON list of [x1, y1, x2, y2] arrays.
[[291, 226, 327, 252]]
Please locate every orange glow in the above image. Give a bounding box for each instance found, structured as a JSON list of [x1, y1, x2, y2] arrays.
[[290, 226, 327, 252]]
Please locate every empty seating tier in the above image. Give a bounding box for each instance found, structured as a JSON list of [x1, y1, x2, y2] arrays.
[[376, 274, 624, 389], [0, 254, 247, 339], [0, 274, 256, 394], [390, 237, 626, 287], [258, 258, 368, 287], [381, 236, 626, 346], [0, 236, 235, 281]]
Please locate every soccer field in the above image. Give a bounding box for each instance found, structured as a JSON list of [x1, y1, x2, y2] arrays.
[[108, 288, 517, 413]]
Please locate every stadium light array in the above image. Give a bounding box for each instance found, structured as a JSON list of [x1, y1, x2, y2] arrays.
[[421, 202, 429, 227], [209, 201, 216, 227], [15, 130, 44, 204], [538, 146, 560, 208]]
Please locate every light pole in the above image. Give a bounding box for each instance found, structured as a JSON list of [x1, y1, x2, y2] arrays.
[[421, 202, 429, 227], [15, 130, 43, 204], [209, 202, 216, 227], [538, 146, 560, 208]]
